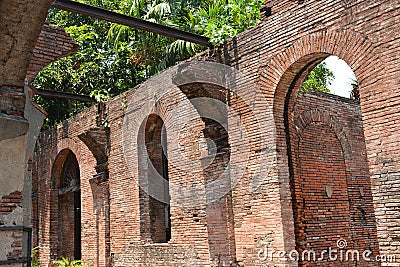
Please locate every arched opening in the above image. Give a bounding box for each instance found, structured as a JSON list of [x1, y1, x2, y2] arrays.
[[273, 53, 379, 266], [302, 55, 359, 100], [52, 149, 81, 260], [138, 114, 171, 243]]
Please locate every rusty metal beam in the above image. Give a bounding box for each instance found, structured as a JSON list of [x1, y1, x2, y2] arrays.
[[52, 0, 211, 47], [36, 88, 96, 102]]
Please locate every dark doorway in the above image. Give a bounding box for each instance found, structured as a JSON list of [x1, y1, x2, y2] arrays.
[[74, 190, 81, 260], [57, 150, 81, 260]]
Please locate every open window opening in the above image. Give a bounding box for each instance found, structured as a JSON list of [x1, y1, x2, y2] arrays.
[[139, 114, 171, 243], [302, 55, 359, 101], [283, 54, 379, 266]]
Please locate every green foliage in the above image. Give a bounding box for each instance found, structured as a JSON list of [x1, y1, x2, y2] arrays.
[[31, 247, 40, 267], [52, 256, 90, 267], [301, 62, 334, 93], [33, 4, 147, 129], [190, 0, 263, 44], [32, 247, 91, 267], [33, 0, 263, 128], [350, 78, 360, 101]]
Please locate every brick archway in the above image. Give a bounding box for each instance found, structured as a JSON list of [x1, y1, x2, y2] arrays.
[[292, 109, 352, 163], [259, 28, 382, 258], [290, 107, 379, 266], [49, 140, 83, 262], [293, 119, 350, 266]]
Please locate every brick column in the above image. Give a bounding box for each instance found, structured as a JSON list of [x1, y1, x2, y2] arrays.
[[90, 174, 111, 267]]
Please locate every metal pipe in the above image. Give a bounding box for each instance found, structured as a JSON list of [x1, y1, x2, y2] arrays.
[[36, 89, 96, 102], [26, 227, 32, 267], [52, 0, 211, 47]]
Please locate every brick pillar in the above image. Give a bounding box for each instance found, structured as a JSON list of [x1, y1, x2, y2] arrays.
[[0, 93, 45, 265], [202, 151, 236, 267], [1, 4, 76, 264], [79, 127, 111, 266], [90, 173, 111, 267]]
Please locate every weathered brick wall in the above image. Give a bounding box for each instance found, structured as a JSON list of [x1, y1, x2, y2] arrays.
[[0, 0, 52, 116], [0, 191, 23, 262], [0, 191, 22, 220], [203, 152, 236, 266], [58, 192, 76, 259], [26, 23, 78, 97], [32, 0, 400, 266], [220, 0, 400, 265], [107, 84, 214, 266], [289, 91, 379, 266], [89, 177, 110, 267], [29, 23, 79, 263], [34, 84, 215, 266], [32, 87, 377, 267], [34, 108, 98, 266]]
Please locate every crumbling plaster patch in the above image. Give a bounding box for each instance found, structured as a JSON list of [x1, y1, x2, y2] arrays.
[[0, 207, 23, 260], [0, 135, 27, 197]]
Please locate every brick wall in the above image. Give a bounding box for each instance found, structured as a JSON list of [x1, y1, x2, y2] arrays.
[[28, 24, 79, 265], [289, 91, 379, 266], [32, 87, 378, 266], [32, 0, 400, 266], [26, 23, 78, 97], [0, 191, 23, 262]]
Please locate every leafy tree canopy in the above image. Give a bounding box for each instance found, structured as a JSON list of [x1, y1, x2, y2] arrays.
[[33, 0, 263, 129], [301, 62, 334, 93]]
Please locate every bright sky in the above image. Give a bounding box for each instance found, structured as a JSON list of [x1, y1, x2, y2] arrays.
[[322, 56, 356, 98]]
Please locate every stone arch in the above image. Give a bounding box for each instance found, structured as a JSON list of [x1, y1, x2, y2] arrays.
[[260, 29, 382, 100], [258, 28, 382, 257], [53, 138, 83, 173]]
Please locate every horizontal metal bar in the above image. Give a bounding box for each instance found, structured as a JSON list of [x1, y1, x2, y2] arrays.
[[52, 0, 211, 47], [0, 258, 30, 265], [36, 89, 96, 102], [0, 225, 25, 231]]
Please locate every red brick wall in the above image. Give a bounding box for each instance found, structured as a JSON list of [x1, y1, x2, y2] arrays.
[[107, 87, 213, 266], [203, 152, 236, 266], [0, 191, 22, 217], [58, 192, 75, 259], [29, 23, 79, 262], [289, 91, 379, 266], [0, 191, 23, 262], [33, 88, 379, 266], [26, 23, 78, 95], [296, 123, 351, 261], [89, 177, 110, 267], [34, 118, 97, 266], [34, 86, 215, 266], [32, 0, 400, 266]]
